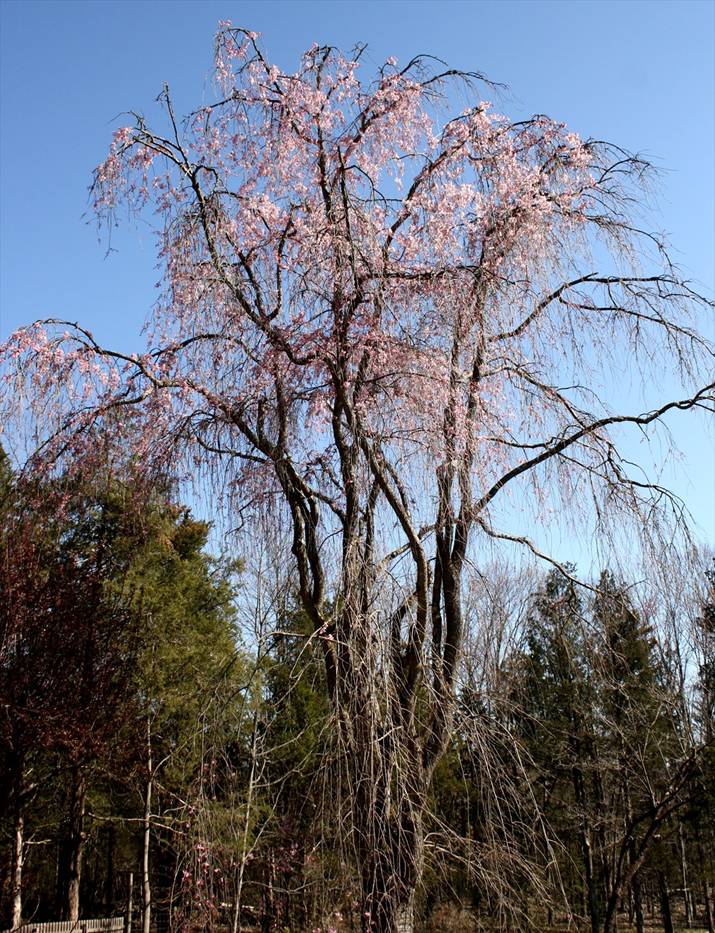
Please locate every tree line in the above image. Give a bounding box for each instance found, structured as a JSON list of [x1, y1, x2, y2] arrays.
[[2, 455, 713, 932]]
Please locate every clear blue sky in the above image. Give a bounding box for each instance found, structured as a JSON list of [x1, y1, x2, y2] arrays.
[[1, 0, 713, 548]]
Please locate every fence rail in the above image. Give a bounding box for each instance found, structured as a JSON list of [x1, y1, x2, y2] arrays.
[[6, 918, 125, 933]]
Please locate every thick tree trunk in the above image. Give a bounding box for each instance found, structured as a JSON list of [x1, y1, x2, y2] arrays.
[[395, 900, 415, 933], [65, 766, 87, 922], [327, 598, 431, 933], [361, 875, 418, 933], [357, 775, 424, 933], [583, 831, 599, 933], [6, 750, 30, 932]]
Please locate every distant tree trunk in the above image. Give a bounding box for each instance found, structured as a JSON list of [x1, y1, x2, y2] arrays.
[[231, 710, 260, 933], [572, 765, 600, 933], [142, 717, 152, 933], [230, 870, 241, 933], [695, 830, 714, 933], [601, 753, 697, 933], [141, 777, 152, 933], [124, 871, 134, 933], [105, 824, 115, 913], [658, 870, 674, 933], [631, 876, 644, 933], [261, 851, 275, 933], [704, 880, 715, 933], [623, 789, 644, 933], [679, 821, 693, 928], [592, 771, 612, 924], [10, 767, 25, 931], [65, 765, 87, 922]]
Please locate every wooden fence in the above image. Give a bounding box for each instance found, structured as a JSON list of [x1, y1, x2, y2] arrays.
[[6, 918, 125, 933]]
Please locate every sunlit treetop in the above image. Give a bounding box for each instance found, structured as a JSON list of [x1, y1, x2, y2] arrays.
[[1, 23, 712, 555]]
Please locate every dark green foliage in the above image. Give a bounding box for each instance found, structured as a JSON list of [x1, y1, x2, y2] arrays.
[[2, 476, 713, 933], [0, 469, 244, 927]]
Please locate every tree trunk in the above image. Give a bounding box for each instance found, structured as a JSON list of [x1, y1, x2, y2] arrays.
[[679, 821, 693, 928], [696, 830, 714, 933], [357, 778, 424, 933], [261, 851, 275, 933], [232, 710, 260, 933], [142, 775, 152, 933], [142, 717, 152, 933], [361, 879, 417, 933], [625, 807, 643, 933], [10, 783, 24, 930], [583, 840, 599, 933], [65, 765, 87, 922], [395, 900, 415, 933], [328, 587, 437, 933], [124, 871, 134, 933], [572, 765, 600, 933], [631, 874, 644, 933], [230, 870, 241, 933], [591, 770, 611, 927], [658, 870, 674, 933], [602, 887, 619, 933], [704, 878, 715, 933], [105, 824, 115, 913]]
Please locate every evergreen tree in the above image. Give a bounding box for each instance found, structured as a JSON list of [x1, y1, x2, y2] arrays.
[[0, 472, 245, 929]]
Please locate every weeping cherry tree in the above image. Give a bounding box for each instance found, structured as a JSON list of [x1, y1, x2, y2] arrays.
[[1, 23, 713, 932]]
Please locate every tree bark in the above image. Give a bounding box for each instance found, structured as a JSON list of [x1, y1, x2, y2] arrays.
[[592, 770, 612, 928], [658, 870, 674, 933], [261, 851, 275, 933], [696, 830, 714, 933], [395, 900, 415, 933], [704, 879, 715, 933], [357, 772, 424, 933], [623, 789, 644, 933], [10, 778, 24, 930], [572, 764, 600, 933], [142, 717, 152, 933], [65, 765, 87, 922], [679, 820, 693, 928], [631, 874, 644, 933], [124, 871, 134, 933], [231, 710, 260, 933], [105, 824, 115, 913]]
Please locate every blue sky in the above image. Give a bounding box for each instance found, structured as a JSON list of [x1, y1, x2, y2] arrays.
[[1, 0, 713, 551]]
